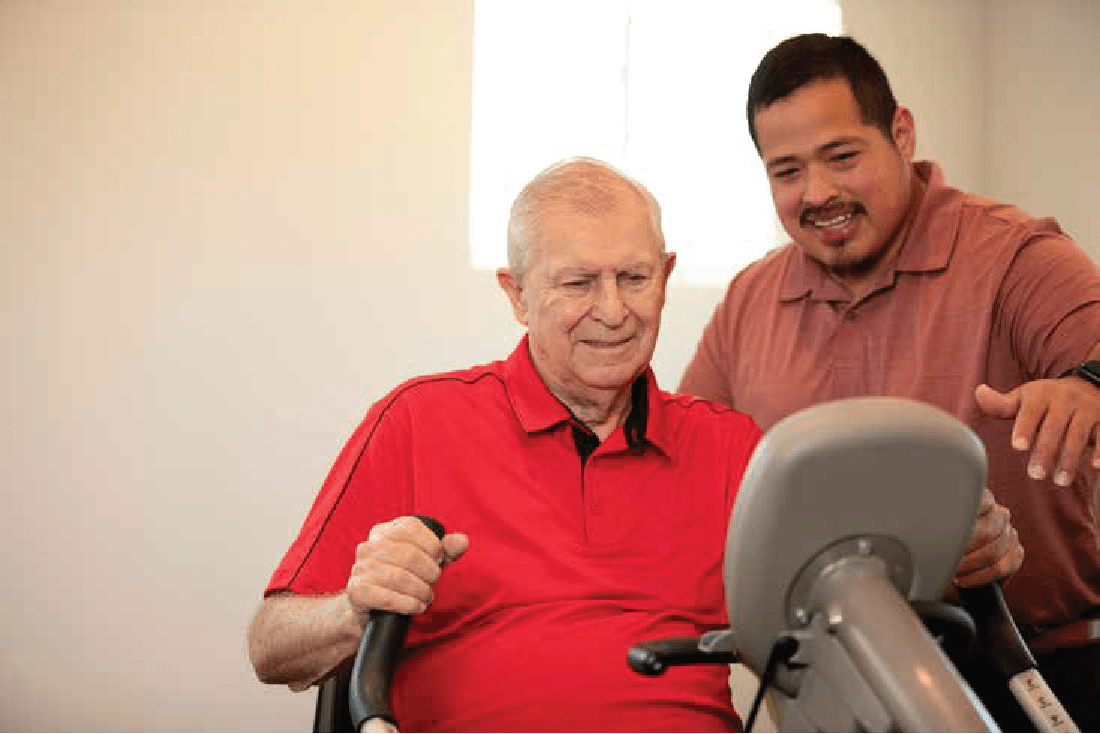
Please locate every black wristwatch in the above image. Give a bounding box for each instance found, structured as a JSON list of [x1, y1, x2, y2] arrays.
[[1060, 360, 1100, 389]]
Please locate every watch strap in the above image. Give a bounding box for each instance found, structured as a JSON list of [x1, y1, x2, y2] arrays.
[[1059, 360, 1100, 389]]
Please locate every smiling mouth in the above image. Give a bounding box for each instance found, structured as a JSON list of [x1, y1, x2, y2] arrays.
[[582, 336, 633, 348], [802, 202, 864, 230], [811, 212, 855, 228]]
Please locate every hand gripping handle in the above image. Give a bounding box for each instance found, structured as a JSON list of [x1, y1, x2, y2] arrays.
[[349, 516, 445, 732]]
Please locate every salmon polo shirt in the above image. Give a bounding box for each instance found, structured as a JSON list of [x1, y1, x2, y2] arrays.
[[680, 161, 1100, 645], [266, 337, 762, 732]]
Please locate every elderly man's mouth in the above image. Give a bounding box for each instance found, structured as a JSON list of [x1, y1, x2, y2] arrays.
[[581, 337, 634, 348]]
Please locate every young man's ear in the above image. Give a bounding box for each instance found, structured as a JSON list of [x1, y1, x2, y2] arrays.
[[496, 268, 529, 326], [891, 106, 916, 160]]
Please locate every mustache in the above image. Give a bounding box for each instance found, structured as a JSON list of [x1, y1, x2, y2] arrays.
[[800, 199, 866, 226]]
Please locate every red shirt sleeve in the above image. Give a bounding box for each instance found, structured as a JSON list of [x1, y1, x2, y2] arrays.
[[264, 389, 417, 597]]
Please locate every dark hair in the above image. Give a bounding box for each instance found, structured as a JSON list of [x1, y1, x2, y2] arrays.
[[746, 33, 898, 151]]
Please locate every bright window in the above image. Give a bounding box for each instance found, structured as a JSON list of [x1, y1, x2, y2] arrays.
[[469, 0, 841, 286]]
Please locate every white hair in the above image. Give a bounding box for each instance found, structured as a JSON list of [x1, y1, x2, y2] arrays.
[[505, 156, 666, 279]]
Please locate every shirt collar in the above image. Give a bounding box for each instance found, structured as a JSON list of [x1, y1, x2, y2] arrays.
[[895, 161, 960, 274], [778, 161, 959, 303], [501, 335, 672, 457]]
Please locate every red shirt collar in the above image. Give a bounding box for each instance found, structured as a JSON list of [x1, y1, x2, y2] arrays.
[[500, 335, 672, 456]]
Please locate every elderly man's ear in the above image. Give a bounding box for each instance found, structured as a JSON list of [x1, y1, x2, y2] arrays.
[[663, 252, 677, 281], [496, 268, 528, 326]]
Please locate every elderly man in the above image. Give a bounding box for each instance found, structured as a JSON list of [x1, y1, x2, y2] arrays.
[[248, 158, 1019, 731]]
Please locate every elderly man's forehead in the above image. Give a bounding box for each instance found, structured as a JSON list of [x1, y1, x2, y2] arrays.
[[520, 224, 662, 283]]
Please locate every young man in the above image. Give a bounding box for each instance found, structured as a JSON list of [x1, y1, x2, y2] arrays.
[[680, 33, 1100, 730]]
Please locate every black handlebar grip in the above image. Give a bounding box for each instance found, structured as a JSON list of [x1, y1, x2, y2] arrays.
[[957, 582, 1037, 681], [627, 636, 739, 676], [349, 516, 446, 731]]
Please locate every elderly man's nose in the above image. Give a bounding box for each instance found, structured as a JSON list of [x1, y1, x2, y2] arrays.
[[592, 280, 628, 324]]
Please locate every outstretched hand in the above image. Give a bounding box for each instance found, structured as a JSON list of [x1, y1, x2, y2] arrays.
[[975, 377, 1100, 487]]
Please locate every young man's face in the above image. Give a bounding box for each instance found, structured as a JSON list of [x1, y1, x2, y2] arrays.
[[754, 77, 917, 290]]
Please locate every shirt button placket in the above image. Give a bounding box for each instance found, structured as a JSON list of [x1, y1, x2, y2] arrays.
[[587, 460, 602, 516], [834, 305, 867, 395]]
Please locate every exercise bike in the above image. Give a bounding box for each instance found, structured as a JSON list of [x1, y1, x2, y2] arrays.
[[629, 397, 1076, 732]]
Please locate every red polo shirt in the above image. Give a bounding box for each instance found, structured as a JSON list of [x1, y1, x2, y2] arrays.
[[266, 337, 761, 732]]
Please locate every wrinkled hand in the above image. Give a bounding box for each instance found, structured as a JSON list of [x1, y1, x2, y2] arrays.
[[345, 516, 469, 619], [975, 377, 1100, 487], [954, 487, 1023, 588]]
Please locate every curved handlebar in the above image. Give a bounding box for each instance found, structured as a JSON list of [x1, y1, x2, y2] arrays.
[[958, 583, 1077, 731], [957, 582, 1035, 679]]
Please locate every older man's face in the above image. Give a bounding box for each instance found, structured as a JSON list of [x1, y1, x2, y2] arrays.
[[500, 197, 673, 407]]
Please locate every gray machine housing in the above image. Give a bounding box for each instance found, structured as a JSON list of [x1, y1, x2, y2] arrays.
[[723, 397, 997, 731]]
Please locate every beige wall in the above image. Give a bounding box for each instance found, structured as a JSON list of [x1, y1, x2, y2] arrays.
[[841, 0, 988, 192], [844, 0, 1100, 256], [1, 2, 490, 730], [984, 0, 1099, 248], [0, 1, 1095, 730]]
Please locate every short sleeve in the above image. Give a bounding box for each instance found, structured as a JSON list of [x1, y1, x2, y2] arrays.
[[996, 226, 1100, 378], [264, 390, 417, 597]]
